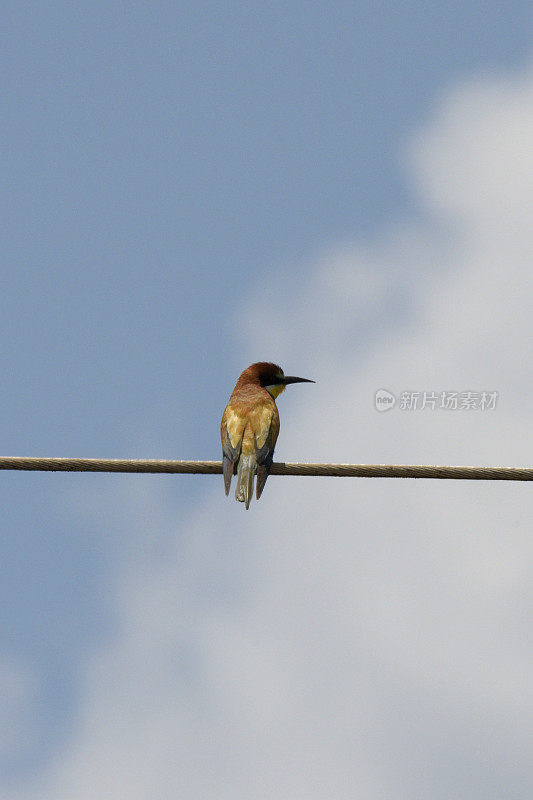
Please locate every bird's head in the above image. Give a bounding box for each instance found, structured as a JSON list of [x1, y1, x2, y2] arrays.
[[239, 362, 315, 399]]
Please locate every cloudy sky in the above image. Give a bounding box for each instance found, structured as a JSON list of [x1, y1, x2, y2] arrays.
[[2, 2, 533, 798]]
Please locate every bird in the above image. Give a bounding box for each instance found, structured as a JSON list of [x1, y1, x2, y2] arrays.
[[220, 362, 314, 509]]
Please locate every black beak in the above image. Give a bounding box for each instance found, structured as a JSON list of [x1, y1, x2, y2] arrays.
[[282, 376, 315, 385]]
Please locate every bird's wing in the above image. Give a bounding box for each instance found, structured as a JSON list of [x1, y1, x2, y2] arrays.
[[221, 406, 246, 495], [254, 405, 280, 499]]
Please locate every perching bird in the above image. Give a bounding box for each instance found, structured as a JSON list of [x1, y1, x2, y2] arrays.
[[220, 362, 314, 509]]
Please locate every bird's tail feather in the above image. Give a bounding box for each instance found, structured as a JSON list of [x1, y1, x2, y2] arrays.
[[235, 454, 256, 510]]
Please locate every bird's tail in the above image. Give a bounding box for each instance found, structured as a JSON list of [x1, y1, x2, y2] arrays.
[[235, 453, 256, 510]]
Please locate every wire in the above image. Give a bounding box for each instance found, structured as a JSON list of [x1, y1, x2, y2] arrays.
[[0, 457, 531, 480]]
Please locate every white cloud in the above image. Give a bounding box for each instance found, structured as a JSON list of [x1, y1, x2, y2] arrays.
[[9, 64, 533, 799]]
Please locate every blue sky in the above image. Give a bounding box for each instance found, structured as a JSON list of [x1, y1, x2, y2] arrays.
[[1, 2, 532, 796]]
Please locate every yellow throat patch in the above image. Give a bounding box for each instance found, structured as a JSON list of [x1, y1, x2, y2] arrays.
[[265, 383, 285, 399]]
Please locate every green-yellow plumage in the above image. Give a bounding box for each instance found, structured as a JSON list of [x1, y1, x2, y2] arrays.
[[220, 362, 314, 509]]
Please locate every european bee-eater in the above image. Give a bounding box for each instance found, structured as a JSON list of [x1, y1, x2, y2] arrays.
[[220, 362, 314, 509]]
